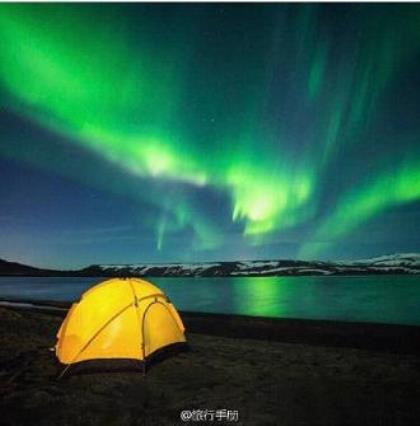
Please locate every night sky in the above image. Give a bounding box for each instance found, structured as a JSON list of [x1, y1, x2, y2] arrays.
[[1, 4, 420, 269]]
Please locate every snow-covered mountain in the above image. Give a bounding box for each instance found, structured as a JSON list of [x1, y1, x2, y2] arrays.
[[344, 253, 420, 268], [1, 253, 419, 277], [82, 253, 420, 277]]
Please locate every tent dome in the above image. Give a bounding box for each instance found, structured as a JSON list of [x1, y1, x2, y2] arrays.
[[55, 278, 186, 372]]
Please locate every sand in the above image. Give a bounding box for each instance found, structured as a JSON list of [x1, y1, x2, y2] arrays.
[[1, 306, 420, 426]]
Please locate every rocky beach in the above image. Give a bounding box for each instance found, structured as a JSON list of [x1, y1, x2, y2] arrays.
[[1, 305, 419, 425]]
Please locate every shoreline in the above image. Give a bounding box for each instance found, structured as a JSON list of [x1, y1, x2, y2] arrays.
[[0, 306, 420, 426], [2, 298, 420, 355], [1, 270, 419, 278], [1, 304, 420, 425]]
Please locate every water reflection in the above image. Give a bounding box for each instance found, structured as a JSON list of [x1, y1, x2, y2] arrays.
[[231, 276, 287, 317], [0, 275, 419, 325]]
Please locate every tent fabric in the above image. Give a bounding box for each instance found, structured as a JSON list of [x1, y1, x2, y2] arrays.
[[55, 278, 186, 366]]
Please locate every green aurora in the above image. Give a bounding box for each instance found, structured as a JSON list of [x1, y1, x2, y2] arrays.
[[0, 4, 420, 266]]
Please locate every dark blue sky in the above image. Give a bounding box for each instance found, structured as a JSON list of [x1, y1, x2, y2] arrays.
[[0, 4, 419, 269]]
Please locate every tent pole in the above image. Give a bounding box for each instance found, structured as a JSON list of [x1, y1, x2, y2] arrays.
[[57, 363, 71, 380]]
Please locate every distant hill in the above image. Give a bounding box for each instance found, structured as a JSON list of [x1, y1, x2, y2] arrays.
[[1, 253, 419, 277], [0, 259, 60, 276]]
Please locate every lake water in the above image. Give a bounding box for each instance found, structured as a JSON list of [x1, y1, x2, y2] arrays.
[[0, 275, 419, 326]]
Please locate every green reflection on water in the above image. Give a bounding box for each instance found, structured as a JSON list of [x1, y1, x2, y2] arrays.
[[231, 276, 290, 317]]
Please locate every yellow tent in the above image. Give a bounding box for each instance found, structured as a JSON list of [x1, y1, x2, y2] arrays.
[[55, 277, 186, 375]]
